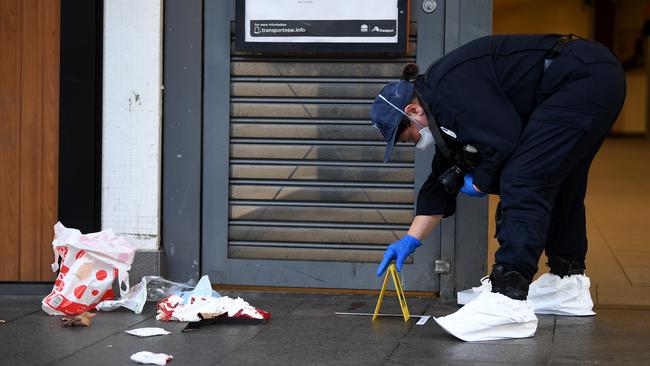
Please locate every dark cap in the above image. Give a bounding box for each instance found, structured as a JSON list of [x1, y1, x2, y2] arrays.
[[370, 80, 415, 162]]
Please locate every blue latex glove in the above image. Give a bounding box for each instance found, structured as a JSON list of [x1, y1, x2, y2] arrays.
[[376, 234, 422, 276], [460, 173, 486, 197]]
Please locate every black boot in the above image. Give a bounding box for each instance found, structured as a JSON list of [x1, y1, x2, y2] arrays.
[[547, 256, 585, 278], [490, 265, 529, 301]]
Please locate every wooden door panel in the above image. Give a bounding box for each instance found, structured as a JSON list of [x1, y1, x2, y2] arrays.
[[0, 0, 59, 281], [20, 0, 45, 280], [0, 0, 22, 281], [41, 0, 60, 280]]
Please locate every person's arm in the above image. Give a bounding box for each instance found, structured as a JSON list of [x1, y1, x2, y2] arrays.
[[416, 146, 458, 217], [376, 148, 451, 276], [408, 214, 442, 240]]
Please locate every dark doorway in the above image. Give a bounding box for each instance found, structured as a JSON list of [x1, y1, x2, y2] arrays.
[[58, 0, 103, 232]]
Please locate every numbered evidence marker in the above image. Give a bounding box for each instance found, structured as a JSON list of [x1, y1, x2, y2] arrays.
[[373, 263, 410, 322]]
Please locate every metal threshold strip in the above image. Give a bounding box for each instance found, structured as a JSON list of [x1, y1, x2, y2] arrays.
[[230, 179, 414, 188], [231, 76, 398, 83], [231, 138, 387, 146], [229, 220, 410, 230], [230, 117, 372, 125], [230, 159, 413, 168], [230, 56, 416, 62], [231, 97, 374, 104], [229, 241, 384, 250], [231, 200, 412, 209]]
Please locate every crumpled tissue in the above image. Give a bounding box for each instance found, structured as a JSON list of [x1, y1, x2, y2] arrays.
[[156, 295, 270, 322], [125, 327, 171, 337], [130, 351, 173, 365]]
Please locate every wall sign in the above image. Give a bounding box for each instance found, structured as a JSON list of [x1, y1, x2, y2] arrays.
[[235, 0, 409, 53]]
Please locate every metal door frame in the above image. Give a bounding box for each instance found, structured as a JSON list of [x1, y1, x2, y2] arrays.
[[164, 0, 490, 296]]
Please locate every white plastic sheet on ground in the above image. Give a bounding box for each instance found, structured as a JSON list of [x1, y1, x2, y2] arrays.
[[435, 291, 538, 342], [527, 273, 596, 316], [130, 351, 173, 365], [125, 327, 171, 337]]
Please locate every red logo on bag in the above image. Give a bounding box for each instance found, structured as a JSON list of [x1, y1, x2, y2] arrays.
[[96, 270, 107, 281], [74, 285, 87, 299]]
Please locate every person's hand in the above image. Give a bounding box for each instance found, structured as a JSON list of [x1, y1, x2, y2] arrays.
[[376, 234, 422, 276], [460, 173, 486, 197]]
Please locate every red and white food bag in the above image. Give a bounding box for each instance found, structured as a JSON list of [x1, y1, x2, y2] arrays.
[[42, 222, 136, 315]]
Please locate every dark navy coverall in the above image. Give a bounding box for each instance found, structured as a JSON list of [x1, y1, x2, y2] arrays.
[[414, 34, 626, 282]]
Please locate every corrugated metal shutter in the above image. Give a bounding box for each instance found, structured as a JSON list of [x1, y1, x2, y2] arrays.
[[228, 25, 417, 263]]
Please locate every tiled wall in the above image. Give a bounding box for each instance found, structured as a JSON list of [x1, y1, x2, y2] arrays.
[[102, 0, 162, 250]]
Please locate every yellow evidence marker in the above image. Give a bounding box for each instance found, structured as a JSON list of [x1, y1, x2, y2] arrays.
[[372, 263, 411, 322]]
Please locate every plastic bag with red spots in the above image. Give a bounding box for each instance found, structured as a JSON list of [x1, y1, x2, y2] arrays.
[[42, 222, 136, 315]]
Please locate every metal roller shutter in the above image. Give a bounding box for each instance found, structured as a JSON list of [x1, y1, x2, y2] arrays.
[[228, 24, 418, 263]]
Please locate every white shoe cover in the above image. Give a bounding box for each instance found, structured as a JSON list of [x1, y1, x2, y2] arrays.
[[527, 273, 596, 316], [457, 276, 491, 305], [435, 291, 538, 342]]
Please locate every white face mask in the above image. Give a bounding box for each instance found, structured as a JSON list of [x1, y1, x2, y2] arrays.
[[415, 127, 435, 150], [378, 94, 435, 149]]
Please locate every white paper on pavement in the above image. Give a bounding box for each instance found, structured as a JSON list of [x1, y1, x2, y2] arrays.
[[125, 327, 171, 337], [130, 351, 173, 365]]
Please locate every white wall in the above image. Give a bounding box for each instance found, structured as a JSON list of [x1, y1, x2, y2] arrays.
[[102, 0, 163, 250]]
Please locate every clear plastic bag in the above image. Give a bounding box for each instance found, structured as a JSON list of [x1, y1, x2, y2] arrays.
[[145, 275, 220, 301], [145, 276, 195, 301], [96, 275, 220, 314]]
